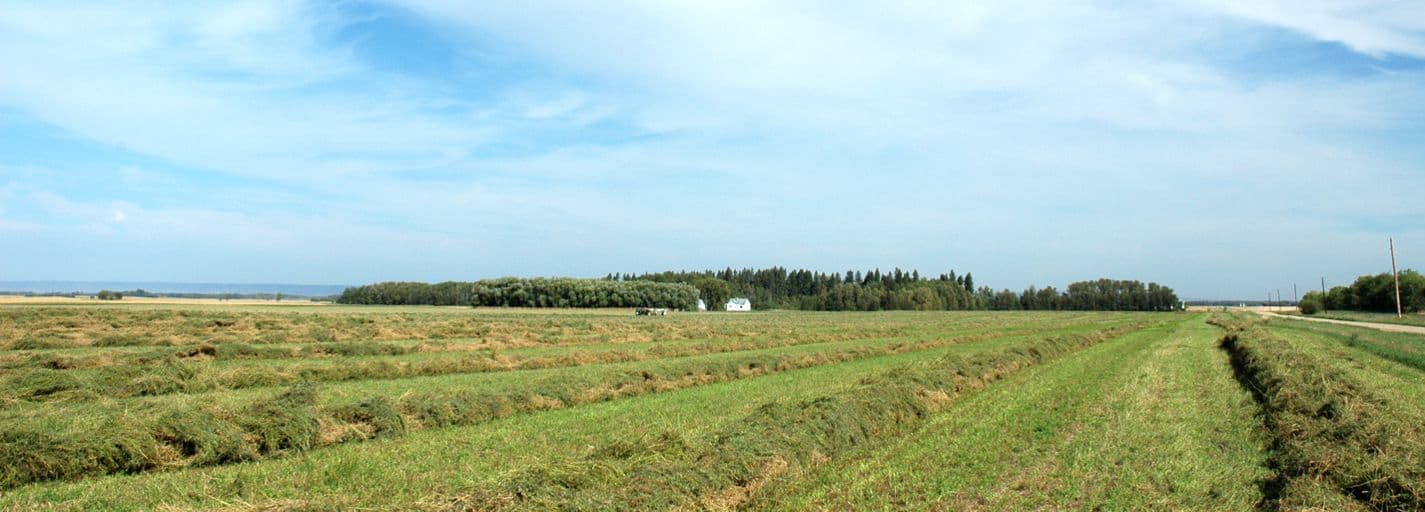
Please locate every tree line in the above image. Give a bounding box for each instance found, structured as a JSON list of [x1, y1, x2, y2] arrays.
[[337, 281, 474, 306], [336, 268, 1179, 312], [611, 267, 981, 311], [614, 268, 1179, 312], [471, 278, 698, 309], [1299, 269, 1424, 314], [337, 279, 698, 309]]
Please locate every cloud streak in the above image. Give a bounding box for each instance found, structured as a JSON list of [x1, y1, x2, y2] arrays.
[[0, 1, 1422, 298]]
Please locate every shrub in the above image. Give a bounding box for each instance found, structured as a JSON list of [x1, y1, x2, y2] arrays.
[[1298, 292, 1324, 315]]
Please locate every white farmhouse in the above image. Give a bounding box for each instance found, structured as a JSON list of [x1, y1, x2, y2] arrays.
[[725, 297, 751, 312]]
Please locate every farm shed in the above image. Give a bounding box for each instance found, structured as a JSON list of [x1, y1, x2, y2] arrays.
[[725, 298, 751, 312]]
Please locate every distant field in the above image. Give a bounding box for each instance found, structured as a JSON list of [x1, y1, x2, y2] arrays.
[[1, 304, 1421, 510], [0, 295, 332, 306]]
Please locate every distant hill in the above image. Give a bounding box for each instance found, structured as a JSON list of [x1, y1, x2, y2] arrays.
[[0, 281, 348, 297]]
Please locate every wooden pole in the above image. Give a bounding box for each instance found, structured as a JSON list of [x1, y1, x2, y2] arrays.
[[1321, 277, 1328, 313], [1391, 238, 1403, 319]]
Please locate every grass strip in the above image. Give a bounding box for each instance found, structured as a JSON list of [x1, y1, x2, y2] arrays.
[[1306, 311, 1425, 329], [0, 319, 883, 370], [1213, 314, 1425, 510], [438, 321, 1154, 510], [4, 306, 861, 350], [750, 317, 1270, 510], [0, 323, 1031, 406], [1269, 320, 1425, 373], [0, 338, 1002, 510], [0, 324, 1057, 490]]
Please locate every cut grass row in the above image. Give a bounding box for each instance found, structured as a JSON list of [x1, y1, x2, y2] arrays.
[[0, 327, 861, 371], [3, 306, 913, 350], [0, 316, 1165, 510], [1214, 314, 1425, 510], [0, 319, 896, 366], [0, 327, 978, 406], [753, 314, 1268, 510], [0, 313, 1103, 406], [0, 317, 1145, 490], [434, 319, 1169, 510]]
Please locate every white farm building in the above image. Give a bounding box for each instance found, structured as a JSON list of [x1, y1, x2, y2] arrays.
[[725, 298, 751, 312]]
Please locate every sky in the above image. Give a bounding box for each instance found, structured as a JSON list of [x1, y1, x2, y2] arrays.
[[1, 1, 1423, 299]]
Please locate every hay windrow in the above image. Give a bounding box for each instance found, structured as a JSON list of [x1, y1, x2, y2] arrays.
[[1, 323, 927, 406], [441, 323, 1144, 510], [1213, 314, 1425, 510], [0, 323, 1071, 489]]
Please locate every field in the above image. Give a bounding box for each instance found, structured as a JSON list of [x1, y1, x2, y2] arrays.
[[1, 305, 1422, 510]]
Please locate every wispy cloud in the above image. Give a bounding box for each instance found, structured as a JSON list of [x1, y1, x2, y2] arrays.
[[0, 1, 1422, 297], [1200, 0, 1425, 58]]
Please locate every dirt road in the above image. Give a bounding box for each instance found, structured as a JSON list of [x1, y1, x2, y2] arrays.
[[1259, 311, 1425, 335]]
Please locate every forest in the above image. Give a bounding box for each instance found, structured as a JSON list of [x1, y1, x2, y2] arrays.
[[1299, 269, 1424, 314], [338, 279, 698, 309], [337, 268, 1179, 312]]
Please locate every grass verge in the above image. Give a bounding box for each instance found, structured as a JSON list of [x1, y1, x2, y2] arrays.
[[1268, 320, 1425, 373]]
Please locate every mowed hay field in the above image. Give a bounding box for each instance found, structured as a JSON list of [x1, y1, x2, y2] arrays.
[[1, 306, 1423, 510]]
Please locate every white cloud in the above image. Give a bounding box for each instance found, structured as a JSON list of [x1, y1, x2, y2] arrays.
[[0, 1, 487, 182], [1199, 0, 1425, 58], [1, 1, 1422, 296]]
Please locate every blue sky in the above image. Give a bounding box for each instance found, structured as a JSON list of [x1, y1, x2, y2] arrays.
[[1, 1, 1423, 299]]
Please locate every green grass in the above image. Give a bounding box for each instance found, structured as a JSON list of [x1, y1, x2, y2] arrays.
[[25, 305, 1398, 510], [1, 308, 1148, 490], [1216, 314, 1425, 510], [1266, 318, 1425, 372], [750, 315, 1270, 510], [3, 305, 912, 350], [0, 325, 1090, 510], [452, 319, 1159, 510], [0, 314, 1100, 404], [1300, 310, 1425, 328]]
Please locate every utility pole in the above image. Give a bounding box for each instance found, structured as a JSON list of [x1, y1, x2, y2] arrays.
[[1293, 284, 1298, 306], [1391, 238, 1403, 319], [1276, 289, 1281, 312], [1321, 277, 1328, 313]]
